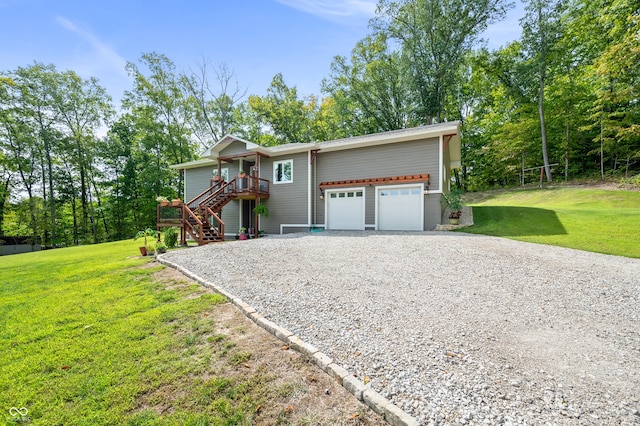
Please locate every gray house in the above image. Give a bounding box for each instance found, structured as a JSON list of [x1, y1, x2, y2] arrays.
[[166, 121, 461, 244]]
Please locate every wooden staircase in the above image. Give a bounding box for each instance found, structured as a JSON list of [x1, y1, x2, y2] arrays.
[[181, 176, 270, 245]]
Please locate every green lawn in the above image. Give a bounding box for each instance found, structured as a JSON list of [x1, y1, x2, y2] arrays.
[[0, 240, 273, 425], [462, 187, 640, 258]]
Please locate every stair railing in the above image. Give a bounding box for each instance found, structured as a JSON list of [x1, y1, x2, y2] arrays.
[[182, 203, 205, 244], [198, 178, 237, 210], [204, 206, 225, 240], [186, 179, 225, 209]]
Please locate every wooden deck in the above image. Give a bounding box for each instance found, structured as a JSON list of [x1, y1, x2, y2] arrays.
[[157, 205, 183, 229], [157, 176, 270, 245]]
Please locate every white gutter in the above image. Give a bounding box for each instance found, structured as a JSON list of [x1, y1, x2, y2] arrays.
[[308, 150, 312, 227]]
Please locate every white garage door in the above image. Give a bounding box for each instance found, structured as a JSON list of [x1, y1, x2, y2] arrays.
[[327, 189, 364, 230], [378, 185, 423, 231]]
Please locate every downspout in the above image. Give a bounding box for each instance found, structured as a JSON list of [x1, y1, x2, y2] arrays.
[[307, 150, 312, 228], [313, 154, 317, 226], [438, 134, 444, 192], [183, 168, 187, 200]]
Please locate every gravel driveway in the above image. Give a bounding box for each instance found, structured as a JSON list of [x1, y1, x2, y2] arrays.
[[161, 232, 640, 425]]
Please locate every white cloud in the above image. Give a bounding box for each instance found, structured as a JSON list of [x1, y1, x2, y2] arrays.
[[56, 16, 128, 78], [274, 0, 377, 19]]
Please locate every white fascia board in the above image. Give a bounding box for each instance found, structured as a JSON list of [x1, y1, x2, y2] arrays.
[[318, 122, 460, 153], [262, 143, 318, 156], [202, 134, 262, 158], [169, 158, 217, 170]]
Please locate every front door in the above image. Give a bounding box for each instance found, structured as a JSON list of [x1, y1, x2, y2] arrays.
[[241, 199, 256, 234]]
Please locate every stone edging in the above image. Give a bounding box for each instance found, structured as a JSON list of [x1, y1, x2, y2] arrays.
[[156, 256, 419, 426]]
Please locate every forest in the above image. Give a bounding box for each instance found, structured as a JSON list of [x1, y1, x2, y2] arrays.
[[0, 0, 638, 247]]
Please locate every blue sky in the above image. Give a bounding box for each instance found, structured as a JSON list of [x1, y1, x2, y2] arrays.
[[1, 0, 525, 105]]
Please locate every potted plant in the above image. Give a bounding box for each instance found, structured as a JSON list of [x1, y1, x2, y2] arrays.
[[253, 204, 268, 238], [238, 170, 246, 178], [171, 198, 182, 207], [258, 230, 265, 238], [134, 228, 159, 256], [253, 204, 269, 218], [449, 210, 462, 225], [239, 227, 248, 240], [156, 196, 169, 206], [156, 241, 167, 254], [442, 187, 464, 225]]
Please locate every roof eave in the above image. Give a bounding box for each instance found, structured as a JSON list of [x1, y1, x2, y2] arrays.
[[169, 158, 217, 170], [318, 122, 460, 153]]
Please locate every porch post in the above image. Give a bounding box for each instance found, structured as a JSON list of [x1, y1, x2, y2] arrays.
[[180, 225, 186, 246], [254, 196, 259, 238]]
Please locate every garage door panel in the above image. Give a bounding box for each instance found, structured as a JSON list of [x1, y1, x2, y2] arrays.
[[378, 185, 422, 231], [327, 189, 364, 230]]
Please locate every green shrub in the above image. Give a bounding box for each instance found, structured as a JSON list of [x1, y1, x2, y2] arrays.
[[164, 227, 179, 248]]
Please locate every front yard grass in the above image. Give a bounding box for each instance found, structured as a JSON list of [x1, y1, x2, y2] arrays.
[[0, 240, 382, 425], [462, 187, 640, 258]]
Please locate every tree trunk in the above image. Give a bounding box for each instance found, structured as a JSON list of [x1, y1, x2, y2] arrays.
[[88, 184, 98, 244], [40, 160, 50, 247], [44, 133, 56, 246], [80, 166, 89, 242], [539, 70, 552, 183], [91, 174, 109, 239], [0, 176, 10, 236], [600, 111, 604, 180]]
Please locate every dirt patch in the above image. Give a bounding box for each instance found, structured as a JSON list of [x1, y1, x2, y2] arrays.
[[150, 263, 387, 425]]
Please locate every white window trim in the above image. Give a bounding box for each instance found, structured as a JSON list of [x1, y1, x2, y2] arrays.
[[273, 159, 293, 184], [213, 167, 229, 181]]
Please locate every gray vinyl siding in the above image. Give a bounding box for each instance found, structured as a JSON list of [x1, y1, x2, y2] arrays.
[[316, 138, 439, 183], [424, 193, 443, 231], [443, 142, 452, 192], [365, 186, 375, 226], [221, 200, 239, 236], [185, 165, 215, 202], [215, 141, 247, 178], [219, 140, 250, 157], [315, 138, 439, 226], [259, 152, 309, 234]]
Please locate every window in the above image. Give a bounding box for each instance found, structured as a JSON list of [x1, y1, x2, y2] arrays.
[[213, 168, 229, 181], [273, 159, 293, 184]]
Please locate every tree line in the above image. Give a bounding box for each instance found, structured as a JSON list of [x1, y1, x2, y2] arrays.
[[1, 0, 637, 247]]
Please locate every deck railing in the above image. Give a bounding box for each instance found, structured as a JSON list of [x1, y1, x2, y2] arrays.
[[175, 175, 271, 245], [235, 176, 270, 194]]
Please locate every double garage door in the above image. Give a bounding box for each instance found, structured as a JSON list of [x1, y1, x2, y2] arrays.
[[326, 185, 423, 231]]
